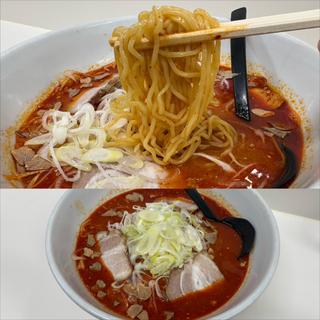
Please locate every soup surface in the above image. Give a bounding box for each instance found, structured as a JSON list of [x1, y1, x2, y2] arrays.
[[8, 63, 303, 188], [74, 189, 249, 320]]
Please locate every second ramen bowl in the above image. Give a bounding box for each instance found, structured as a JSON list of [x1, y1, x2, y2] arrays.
[[46, 189, 280, 320]]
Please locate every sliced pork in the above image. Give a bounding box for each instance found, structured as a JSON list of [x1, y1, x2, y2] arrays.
[[97, 230, 132, 282], [72, 167, 99, 188], [92, 75, 121, 108], [72, 161, 167, 189], [69, 75, 121, 112], [157, 198, 198, 212], [25, 155, 52, 171], [12, 147, 52, 171], [166, 253, 224, 301], [11, 146, 35, 166]]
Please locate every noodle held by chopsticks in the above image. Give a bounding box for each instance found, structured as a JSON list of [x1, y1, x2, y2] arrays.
[[107, 6, 237, 165]]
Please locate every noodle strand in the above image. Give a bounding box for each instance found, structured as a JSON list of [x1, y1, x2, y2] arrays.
[[108, 6, 237, 165]]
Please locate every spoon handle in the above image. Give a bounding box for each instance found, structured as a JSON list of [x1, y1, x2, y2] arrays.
[[185, 189, 220, 222], [231, 7, 251, 121]]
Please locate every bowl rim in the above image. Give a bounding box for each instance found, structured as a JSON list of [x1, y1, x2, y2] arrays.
[[45, 189, 280, 320], [1, 16, 136, 59]]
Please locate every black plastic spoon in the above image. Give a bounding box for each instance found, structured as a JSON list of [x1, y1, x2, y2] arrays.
[[273, 144, 298, 188], [185, 189, 255, 259], [231, 7, 251, 121]]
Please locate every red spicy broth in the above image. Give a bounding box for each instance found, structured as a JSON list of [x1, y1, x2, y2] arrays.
[[163, 67, 303, 188], [9, 63, 303, 188]]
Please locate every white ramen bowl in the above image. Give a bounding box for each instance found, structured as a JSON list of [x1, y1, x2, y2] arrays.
[[46, 189, 280, 320], [1, 16, 319, 188]]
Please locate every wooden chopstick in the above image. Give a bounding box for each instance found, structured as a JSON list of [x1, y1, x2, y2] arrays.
[[109, 9, 320, 49]]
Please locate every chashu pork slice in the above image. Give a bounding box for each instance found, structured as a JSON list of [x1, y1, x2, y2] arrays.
[[97, 230, 132, 281], [166, 253, 224, 301]]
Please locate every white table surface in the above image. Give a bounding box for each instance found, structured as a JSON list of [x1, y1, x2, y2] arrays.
[[0, 21, 319, 320], [1, 189, 319, 320]]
